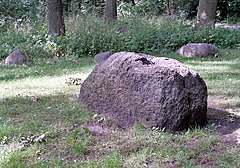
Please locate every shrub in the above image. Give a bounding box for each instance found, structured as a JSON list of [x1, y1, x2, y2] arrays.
[[0, 15, 239, 60]]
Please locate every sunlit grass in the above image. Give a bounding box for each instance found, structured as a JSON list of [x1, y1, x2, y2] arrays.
[[0, 72, 90, 99], [189, 59, 240, 108], [0, 57, 94, 81], [0, 57, 94, 99]]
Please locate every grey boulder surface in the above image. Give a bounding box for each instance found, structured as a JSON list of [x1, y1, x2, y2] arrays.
[[177, 43, 219, 57], [79, 52, 208, 131], [94, 51, 113, 63], [5, 50, 29, 65]]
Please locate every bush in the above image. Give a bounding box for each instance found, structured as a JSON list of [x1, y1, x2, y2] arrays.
[[0, 0, 46, 21], [60, 16, 239, 57], [0, 15, 239, 60], [0, 19, 54, 60]]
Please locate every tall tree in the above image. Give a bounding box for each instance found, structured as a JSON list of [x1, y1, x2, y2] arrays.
[[104, 0, 117, 22], [196, 0, 218, 28], [47, 0, 65, 36]]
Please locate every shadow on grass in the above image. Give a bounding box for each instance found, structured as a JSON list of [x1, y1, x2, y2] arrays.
[[0, 94, 93, 133], [1, 49, 239, 82], [0, 57, 95, 82], [207, 108, 240, 135]]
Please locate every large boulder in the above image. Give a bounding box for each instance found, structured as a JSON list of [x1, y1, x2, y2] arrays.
[[177, 43, 219, 57], [79, 52, 207, 131], [5, 50, 29, 65], [94, 51, 113, 63]]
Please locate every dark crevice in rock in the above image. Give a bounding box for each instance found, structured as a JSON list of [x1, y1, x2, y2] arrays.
[[187, 93, 192, 107], [182, 79, 186, 88], [120, 57, 131, 68], [135, 57, 155, 65], [126, 66, 131, 72]]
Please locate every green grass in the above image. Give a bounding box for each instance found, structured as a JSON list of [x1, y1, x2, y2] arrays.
[[0, 49, 240, 167], [80, 151, 123, 168]]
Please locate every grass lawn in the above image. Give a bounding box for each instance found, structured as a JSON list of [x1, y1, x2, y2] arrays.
[[0, 50, 240, 168]]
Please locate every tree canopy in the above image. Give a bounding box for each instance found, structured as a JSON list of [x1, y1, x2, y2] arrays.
[[1, 0, 240, 21]]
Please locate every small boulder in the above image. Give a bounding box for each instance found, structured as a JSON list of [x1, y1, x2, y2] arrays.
[[94, 51, 113, 63], [177, 43, 219, 57], [79, 52, 208, 131], [5, 50, 29, 65]]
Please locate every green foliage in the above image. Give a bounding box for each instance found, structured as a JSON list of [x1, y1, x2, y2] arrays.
[[46, 16, 240, 57], [228, 0, 240, 17], [0, 0, 46, 23], [130, 0, 167, 17], [1, 15, 240, 60], [63, 0, 105, 16], [118, 0, 199, 19], [174, 0, 198, 19], [0, 19, 59, 59], [118, 0, 240, 21], [0, 0, 45, 32], [1, 0, 240, 25]]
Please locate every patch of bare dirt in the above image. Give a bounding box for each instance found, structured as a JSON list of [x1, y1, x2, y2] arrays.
[[221, 128, 240, 145], [86, 116, 124, 141], [87, 123, 111, 142], [73, 117, 124, 161]]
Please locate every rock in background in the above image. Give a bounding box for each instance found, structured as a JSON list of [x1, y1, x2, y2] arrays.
[[79, 52, 208, 131], [5, 50, 29, 65], [177, 43, 219, 57], [94, 51, 113, 63]]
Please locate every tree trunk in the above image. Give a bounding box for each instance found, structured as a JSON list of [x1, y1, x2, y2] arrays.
[[196, 0, 218, 28], [47, 0, 65, 36], [104, 0, 117, 22]]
